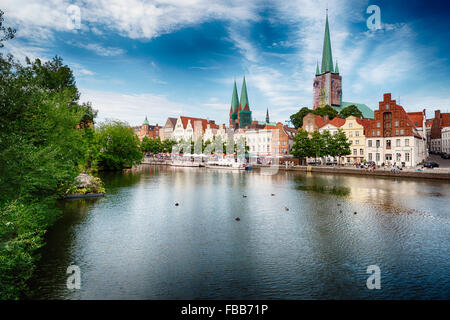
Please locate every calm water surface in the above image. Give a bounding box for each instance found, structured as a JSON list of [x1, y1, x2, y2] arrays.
[[31, 166, 450, 299]]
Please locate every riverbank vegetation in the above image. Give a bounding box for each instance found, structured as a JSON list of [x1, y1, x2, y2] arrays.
[[0, 23, 143, 297]]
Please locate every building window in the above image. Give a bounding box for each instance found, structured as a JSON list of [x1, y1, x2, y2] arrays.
[[377, 122, 381, 128], [395, 120, 399, 127], [386, 104, 389, 110], [360, 149, 364, 155], [405, 139, 409, 146], [349, 140, 353, 145], [395, 129, 399, 135], [368, 153, 373, 161], [356, 131, 359, 136], [349, 123, 353, 128], [405, 153, 410, 162], [377, 130, 380, 136], [396, 139, 400, 147], [355, 140, 359, 145], [376, 153, 380, 162], [400, 129, 404, 135], [368, 140, 372, 147], [353, 149, 357, 156], [396, 153, 401, 161], [376, 140, 380, 148], [386, 140, 391, 147]]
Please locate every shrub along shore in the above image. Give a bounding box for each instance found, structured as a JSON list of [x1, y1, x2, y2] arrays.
[[0, 53, 144, 299]]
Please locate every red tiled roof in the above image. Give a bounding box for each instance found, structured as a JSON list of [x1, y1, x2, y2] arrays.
[[328, 116, 346, 127], [407, 112, 424, 128], [314, 115, 327, 128], [355, 117, 371, 128], [180, 116, 211, 131]]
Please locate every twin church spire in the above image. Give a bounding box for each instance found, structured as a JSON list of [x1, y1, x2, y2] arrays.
[[229, 76, 252, 128]]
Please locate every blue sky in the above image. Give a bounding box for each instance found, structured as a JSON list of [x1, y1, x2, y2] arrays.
[[2, 0, 450, 126]]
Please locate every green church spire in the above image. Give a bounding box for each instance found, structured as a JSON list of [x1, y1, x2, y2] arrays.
[[315, 61, 320, 76], [143, 116, 149, 125], [240, 76, 249, 110], [321, 12, 334, 74], [231, 80, 239, 112], [334, 60, 339, 74]]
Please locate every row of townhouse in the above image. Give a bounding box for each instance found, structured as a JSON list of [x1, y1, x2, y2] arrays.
[[136, 114, 297, 157], [302, 93, 427, 167]]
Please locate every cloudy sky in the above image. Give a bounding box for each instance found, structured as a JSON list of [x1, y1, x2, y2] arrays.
[[2, 0, 450, 126]]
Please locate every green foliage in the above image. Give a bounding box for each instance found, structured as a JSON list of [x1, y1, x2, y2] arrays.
[[313, 104, 338, 120], [0, 9, 16, 48], [162, 139, 178, 153], [95, 120, 143, 170], [291, 129, 312, 159], [141, 136, 162, 154], [333, 129, 352, 160], [0, 199, 60, 299], [0, 51, 104, 299], [310, 131, 326, 158], [289, 105, 338, 129], [290, 107, 311, 129], [339, 105, 363, 118], [291, 128, 351, 162]]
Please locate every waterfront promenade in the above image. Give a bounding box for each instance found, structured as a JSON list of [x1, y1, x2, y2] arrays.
[[141, 158, 450, 181]]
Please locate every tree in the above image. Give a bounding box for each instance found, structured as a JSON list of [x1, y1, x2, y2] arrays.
[[310, 130, 326, 159], [0, 53, 92, 299], [95, 120, 143, 170], [333, 129, 351, 164], [313, 104, 338, 120], [290, 107, 312, 129], [0, 10, 16, 48], [162, 139, 177, 153], [291, 129, 313, 163], [141, 137, 162, 154], [339, 105, 362, 118], [321, 130, 334, 158]]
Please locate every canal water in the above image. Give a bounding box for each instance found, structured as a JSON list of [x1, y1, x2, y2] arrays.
[[31, 166, 450, 299]]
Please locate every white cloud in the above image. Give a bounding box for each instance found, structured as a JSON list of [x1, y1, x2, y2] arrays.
[[68, 42, 126, 56], [80, 88, 187, 126]]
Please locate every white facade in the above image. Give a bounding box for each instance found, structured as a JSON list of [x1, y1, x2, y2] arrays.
[[203, 124, 227, 143], [365, 136, 425, 167], [172, 117, 193, 141], [234, 129, 275, 156], [442, 127, 450, 154]]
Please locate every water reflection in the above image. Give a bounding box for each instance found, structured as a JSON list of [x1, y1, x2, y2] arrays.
[[31, 166, 450, 299]]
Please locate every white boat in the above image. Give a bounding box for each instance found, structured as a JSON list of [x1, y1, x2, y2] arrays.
[[170, 160, 201, 167], [205, 160, 246, 170]]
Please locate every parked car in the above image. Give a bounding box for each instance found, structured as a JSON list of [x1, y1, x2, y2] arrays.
[[307, 160, 322, 166], [442, 153, 450, 159], [424, 161, 439, 168]]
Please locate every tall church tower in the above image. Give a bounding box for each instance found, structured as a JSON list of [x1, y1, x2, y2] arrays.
[[313, 12, 342, 109], [229, 80, 239, 128], [238, 76, 252, 128]]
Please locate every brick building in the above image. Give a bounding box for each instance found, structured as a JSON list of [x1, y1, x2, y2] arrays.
[[365, 94, 425, 167], [134, 116, 160, 141]]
